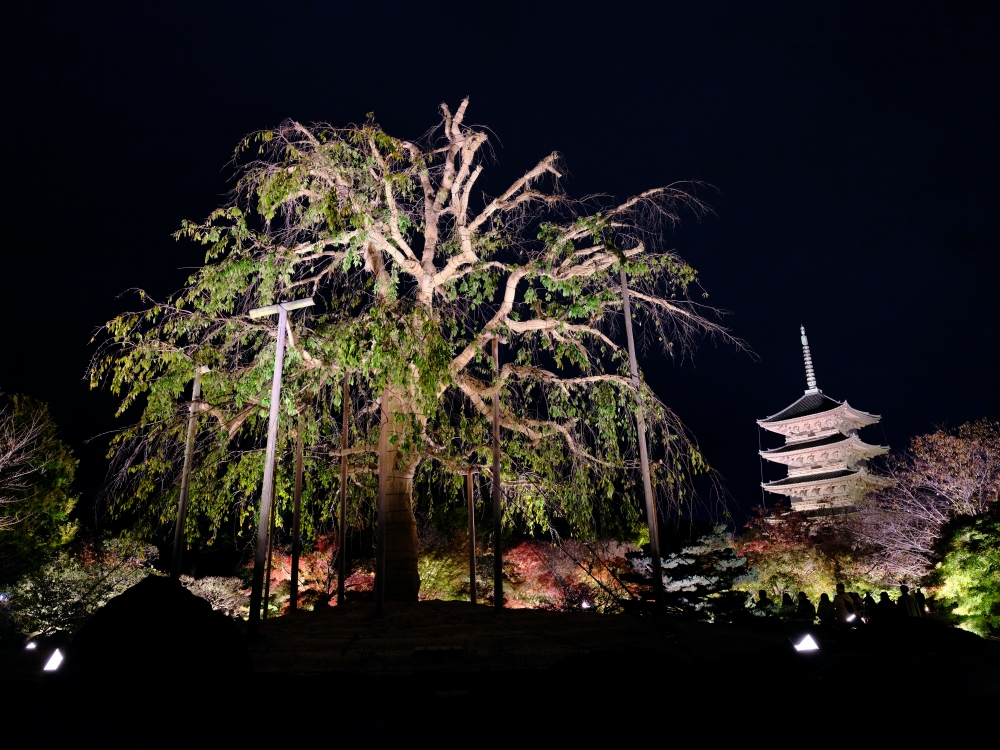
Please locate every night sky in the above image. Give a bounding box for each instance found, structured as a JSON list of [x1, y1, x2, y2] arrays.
[[3, 2, 998, 530]]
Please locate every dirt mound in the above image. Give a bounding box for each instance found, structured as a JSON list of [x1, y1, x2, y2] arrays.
[[67, 575, 251, 686]]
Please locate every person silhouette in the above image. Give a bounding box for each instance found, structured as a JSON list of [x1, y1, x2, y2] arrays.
[[876, 591, 896, 621], [862, 592, 877, 623], [755, 590, 774, 616], [780, 592, 795, 616], [817, 593, 837, 626], [913, 588, 927, 616], [834, 583, 857, 624], [897, 585, 920, 618], [796, 591, 816, 621], [850, 592, 866, 622]]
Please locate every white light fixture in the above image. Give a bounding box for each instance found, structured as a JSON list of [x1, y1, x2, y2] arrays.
[[793, 634, 819, 652], [43, 649, 64, 671], [846, 614, 856, 622], [25, 642, 37, 650]]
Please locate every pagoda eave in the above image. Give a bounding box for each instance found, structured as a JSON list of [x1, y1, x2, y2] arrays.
[[759, 433, 888, 469]]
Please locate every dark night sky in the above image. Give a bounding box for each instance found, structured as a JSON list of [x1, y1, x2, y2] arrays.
[[2, 2, 998, 529]]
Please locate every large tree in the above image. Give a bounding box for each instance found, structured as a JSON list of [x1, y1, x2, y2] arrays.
[[91, 101, 723, 600], [0, 395, 79, 585], [857, 419, 1000, 581]]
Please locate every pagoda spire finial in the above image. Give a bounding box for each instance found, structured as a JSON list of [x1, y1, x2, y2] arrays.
[[800, 325, 819, 393]]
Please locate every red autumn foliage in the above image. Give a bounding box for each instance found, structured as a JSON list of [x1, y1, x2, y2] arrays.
[[501, 540, 635, 610]]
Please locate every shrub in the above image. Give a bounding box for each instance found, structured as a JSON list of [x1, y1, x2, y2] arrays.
[[180, 576, 249, 618], [1, 539, 155, 638], [934, 510, 1000, 637], [631, 523, 751, 618]]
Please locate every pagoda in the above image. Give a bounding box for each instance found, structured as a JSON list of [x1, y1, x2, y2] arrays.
[[757, 327, 890, 514]]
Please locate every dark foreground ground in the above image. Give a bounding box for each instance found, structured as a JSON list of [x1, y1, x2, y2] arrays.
[[3, 580, 998, 739]]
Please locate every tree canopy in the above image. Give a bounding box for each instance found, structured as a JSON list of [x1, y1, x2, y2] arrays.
[[858, 419, 1000, 581], [91, 100, 724, 599]]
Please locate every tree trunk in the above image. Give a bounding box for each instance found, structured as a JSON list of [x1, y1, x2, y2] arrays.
[[378, 384, 422, 601]]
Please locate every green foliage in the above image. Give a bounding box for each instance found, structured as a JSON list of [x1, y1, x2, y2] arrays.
[[934, 510, 1000, 637], [1, 540, 156, 638], [417, 549, 470, 602], [0, 395, 79, 585]]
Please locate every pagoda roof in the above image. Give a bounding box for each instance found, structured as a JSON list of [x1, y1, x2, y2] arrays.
[[763, 469, 857, 488], [759, 390, 842, 423], [761, 433, 849, 455]]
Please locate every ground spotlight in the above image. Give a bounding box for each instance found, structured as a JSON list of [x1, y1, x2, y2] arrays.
[[793, 634, 819, 652], [43, 649, 64, 671], [25, 642, 37, 650]]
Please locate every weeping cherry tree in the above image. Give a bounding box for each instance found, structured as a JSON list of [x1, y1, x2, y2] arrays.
[[90, 100, 727, 601]]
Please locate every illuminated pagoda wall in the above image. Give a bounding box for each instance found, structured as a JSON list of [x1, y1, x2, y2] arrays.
[[757, 327, 890, 514]]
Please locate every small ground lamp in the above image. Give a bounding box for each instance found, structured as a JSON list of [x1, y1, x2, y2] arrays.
[[793, 634, 819, 652], [43, 649, 64, 671]]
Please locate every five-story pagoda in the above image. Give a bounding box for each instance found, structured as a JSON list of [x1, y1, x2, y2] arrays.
[[758, 327, 890, 514]]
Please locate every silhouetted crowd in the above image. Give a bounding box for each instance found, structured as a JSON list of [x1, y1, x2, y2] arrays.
[[753, 583, 928, 626]]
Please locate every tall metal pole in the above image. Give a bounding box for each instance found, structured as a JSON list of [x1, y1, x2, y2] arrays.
[[171, 365, 207, 580], [375, 394, 387, 619], [248, 305, 288, 635], [337, 374, 350, 606], [247, 297, 313, 635], [492, 336, 503, 610], [467, 468, 477, 605], [620, 269, 663, 605], [289, 418, 304, 612]]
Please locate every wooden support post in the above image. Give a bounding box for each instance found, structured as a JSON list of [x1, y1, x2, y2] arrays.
[[375, 395, 387, 619], [263, 477, 277, 621], [620, 269, 663, 605], [467, 468, 477, 605], [337, 374, 350, 606], [492, 336, 503, 610], [170, 365, 208, 580], [247, 297, 314, 635], [289, 418, 304, 612]]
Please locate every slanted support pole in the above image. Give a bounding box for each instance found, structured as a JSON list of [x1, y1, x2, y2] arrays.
[[289, 418, 304, 612], [247, 297, 314, 636], [492, 335, 504, 610], [170, 365, 209, 580], [467, 468, 478, 605], [337, 374, 350, 607], [375, 393, 387, 619], [620, 269, 663, 605], [263, 479, 277, 621]]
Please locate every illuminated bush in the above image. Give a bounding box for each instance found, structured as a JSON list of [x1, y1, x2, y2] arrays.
[[737, 501, 885, 601], [934, 511, 1000, 637], [631, 524, 751, 618], [1, 540, 155, 638], [180, 576, 249, 618]]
